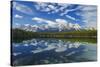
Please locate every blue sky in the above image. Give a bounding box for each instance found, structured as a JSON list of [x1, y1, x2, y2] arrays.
[[12, 1, 97, 29]]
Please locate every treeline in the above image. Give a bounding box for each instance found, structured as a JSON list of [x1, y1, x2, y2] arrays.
[[38, 30, 97, 38], [11, 28, 97, 42], [12, 29, 39, 42]]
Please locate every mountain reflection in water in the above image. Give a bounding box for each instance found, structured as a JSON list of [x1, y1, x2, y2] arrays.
[[11, 38, 97, 66]]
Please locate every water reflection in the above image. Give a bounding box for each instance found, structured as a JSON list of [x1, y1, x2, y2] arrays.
[[12, 38, 97, 66]]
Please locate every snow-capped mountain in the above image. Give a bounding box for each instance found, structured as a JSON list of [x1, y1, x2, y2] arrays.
[[14, 22, 81, 32]]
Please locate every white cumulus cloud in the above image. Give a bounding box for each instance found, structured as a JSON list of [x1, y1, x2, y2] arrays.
[[14, 14, 23, 19], [34, 2, 81, 21], [55, 19, 67, 23], [81, 5, 97, 29], [13, 2, 33, 15], [32, 17, 56, 26]]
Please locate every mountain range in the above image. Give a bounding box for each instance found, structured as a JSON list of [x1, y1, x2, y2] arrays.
[[13, 22, 94, 32]]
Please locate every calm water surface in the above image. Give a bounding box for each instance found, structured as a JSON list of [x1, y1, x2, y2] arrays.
[[11, 38, 97, 66]]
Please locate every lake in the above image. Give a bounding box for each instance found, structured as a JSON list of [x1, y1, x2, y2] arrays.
[[11, 38, 97, 66]]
